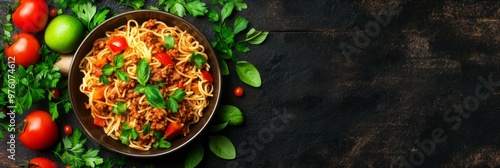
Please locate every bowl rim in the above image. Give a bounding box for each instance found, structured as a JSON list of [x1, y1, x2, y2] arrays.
[[68, 10, 221, 157]]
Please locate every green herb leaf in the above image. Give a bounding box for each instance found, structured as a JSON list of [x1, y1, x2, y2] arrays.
[[82, 149, 104, 167], [170, 3, 186, 17], [185, 139, 204, 168], [154, 137, 172, 148], [164, 35, 175, 50], [102, 64, 115, 76], [218, 58, 229, 75], [221, 2, 235, 21], [136, 58, 150, 86], [144, 85, 166, 109], [170, 89, 186, 101], [235, 43, 250, 53], [233, 0, 248, 11], [233, 16, 249, 34], [245, 28, 269, 45], [116, 70, 130, 82], [90, 8, 110, 30], [71, 2, 97, 29], [208, 9, 219, 22], [142, 122, 152, 135], [54, 129, 104, 167], [166, 98, 179, 113], [215, 105, 244, 126], [208, 121, 229, 133], [134, 85, 146, 93], [99, 75, 110, 85], [119, 0, 145, 10], [185, 1, 208, 17], [190, 52, 207, 68], [113, 54, 125, 68], [208, 135, 236, 160], [113, 102, 127, 114], [235, 61, 261, 87]]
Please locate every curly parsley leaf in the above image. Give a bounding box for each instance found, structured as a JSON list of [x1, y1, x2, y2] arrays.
[[120, 122, 139, 146], [71, 2, 109, 31], [190, 52, 207, 68], [161, 0, 208, 18], [118, 0, 145, 10], [54, 129, 104, 168]]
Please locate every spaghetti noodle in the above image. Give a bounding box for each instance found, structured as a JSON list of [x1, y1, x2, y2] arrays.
[[79, 19, 214, 151]]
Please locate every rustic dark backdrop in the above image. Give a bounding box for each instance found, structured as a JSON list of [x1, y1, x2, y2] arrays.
[[1, 0, 500, 167]]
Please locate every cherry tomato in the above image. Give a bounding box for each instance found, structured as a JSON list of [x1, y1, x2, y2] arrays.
[[50, 88, 60, 99], [234, 86, 244, 97], [5, 32, 41, 67], [12, 0, 48, 33], [19, 110, 58, 150], [164, 122, 184, 139], [154, 52, 173, 67], [29, 157, 58, 168], [63, 124, 73, 135], [108, 36, 128, 53], [49, 8, 57, 17], [201, 70, 213, 83]]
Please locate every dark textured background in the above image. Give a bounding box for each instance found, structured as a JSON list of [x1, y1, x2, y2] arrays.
[[2, 0, 500, 167]]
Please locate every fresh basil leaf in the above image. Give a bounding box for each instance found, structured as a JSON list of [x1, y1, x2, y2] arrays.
[[235, 43, 250, 53], [102, 64, 115, 76], [215, 105, 243, 126], [134, 85, 146, 93], [144, 85, 166, 109], [115, 70, 129, 82], [208, 135, 236, 160], [130, 128, 138, 140], [166, 98, 179, 113], [113, 54, 125, 69], [244, 28, 269, 45], [120, 134, 130, 145], [136, 58, 150, 86], [233, 16, 248, 34], [190, 53, 207, 68], [218, 58, 229, 75], [208, 121, 228, 133], [221, 2, 234, 21], [235, 61, 261, 87], [170, 89, 186, 101], [164, 35, 175, 50], [142, 122, 151, 135], [99, 75, 109, 85], [185, 139, 204, 168]]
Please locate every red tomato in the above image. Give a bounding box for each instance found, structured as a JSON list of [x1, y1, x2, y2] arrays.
[[63, 124, 73, 135], [164, 122, 184, 139], [94, 117, 106, 127], [12, 0, 48, 33], [5, 32, 41, 67], [29, 157, 58, 168], [178, 82, 184, 88], [108, 36, 128, 53], [234, 86, 244, 97], [154, 52, 173, 67], [201, 70, 213, 83], [19, 110, 58, 150], [50, 88, 60, 99]]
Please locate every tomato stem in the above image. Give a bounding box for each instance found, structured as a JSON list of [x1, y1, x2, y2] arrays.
[[16, 120, 27, 134]]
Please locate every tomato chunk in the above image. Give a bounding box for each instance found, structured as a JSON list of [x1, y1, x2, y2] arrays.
[[93, 86, 106, 100], [154, 52, 174, 67], [201, 70, 213, 83], [93, 117, 106, 127], [108, 36, 128, 53], [164, 122, 184, 139]]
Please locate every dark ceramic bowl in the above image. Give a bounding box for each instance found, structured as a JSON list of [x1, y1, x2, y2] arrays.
[[67, 10, 221, 157]]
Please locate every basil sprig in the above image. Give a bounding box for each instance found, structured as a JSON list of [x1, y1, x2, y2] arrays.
[[99, 54, 129, 84]]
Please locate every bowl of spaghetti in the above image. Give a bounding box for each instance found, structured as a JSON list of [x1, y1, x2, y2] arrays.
[[68, 10, 221, 157]]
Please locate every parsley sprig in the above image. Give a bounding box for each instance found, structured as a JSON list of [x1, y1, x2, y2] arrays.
[[120, 122, 139, 145], [54, 129, 104, 168], [54, 0, 110, 31], [158, 0, 209, 17], [100, 54, 129, 84]]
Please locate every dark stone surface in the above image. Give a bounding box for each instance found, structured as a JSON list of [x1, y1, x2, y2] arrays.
[[2, 0, 500, 167]]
